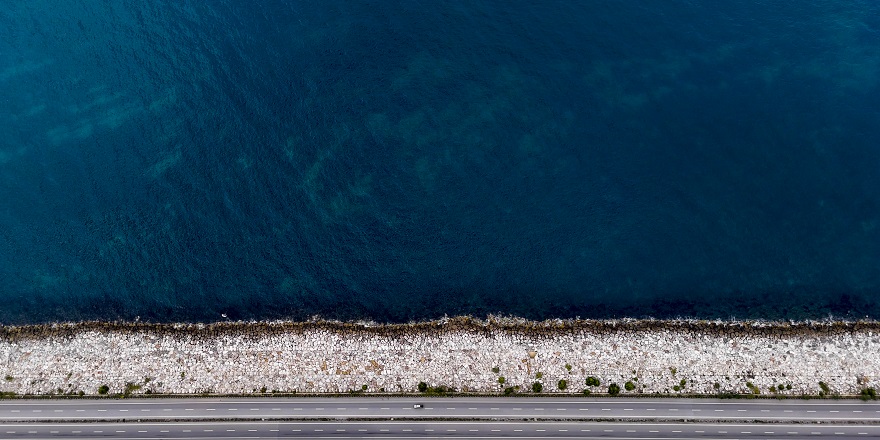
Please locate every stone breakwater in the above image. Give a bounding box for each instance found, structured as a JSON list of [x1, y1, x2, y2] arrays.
[[0, 318, 878, 397]]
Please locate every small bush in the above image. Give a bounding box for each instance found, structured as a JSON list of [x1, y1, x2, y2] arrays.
[[672, 385, 681, 392], [491, 367, 500, 374], [536, 372, 543, 379], [785, 384, 792, 390], [98, 385, 109, 395], [624, 381, 635, 391], [713, 382, 720, 389], [260, 386, 267, 393], [670, 367, 677, 376], [4, 375, 13, 381], [585, 376, 600, 387], [362, 385, 368, 391], [418, 381, 428, 393], [679, 379, 686, 387], [860, 388, 877, 400], [498, 376, 506, 385], [565, 364, 572, 372], [608, 383, 620, 396], [819, 381, 830, 394], [532, 382, 543, 393], [503, 386, 515, 395], [582, 389, 591, 395], [769, 386, 777, 393], [558, 379, 568, 390]]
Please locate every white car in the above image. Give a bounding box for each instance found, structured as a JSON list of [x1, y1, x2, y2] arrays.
[[413, 404, 424, 409]]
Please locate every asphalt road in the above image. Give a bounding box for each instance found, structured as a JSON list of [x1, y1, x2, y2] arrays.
[[1, 420, 880, 439], [2, 397, 879, 422]]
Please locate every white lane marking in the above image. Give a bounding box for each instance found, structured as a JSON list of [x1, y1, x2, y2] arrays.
[[468, 407, 478, 410], [601, 408, 610, 411], [788, 432, 798, 434], [313, 429, 323, 432], [669, 409, 678, 411], [226, 429, 236, 432], [624, 408, 633, 411], [182, 430, 190, 432], [291, 429, 300, 432], [647, 408, 656, 411], [603, 429, 613, 432], [358, 429, 367, 432], [425, 429, 434, 432], [163, 409, 172, 411], [581, 429, 591, 432], [557, 408, 566, 411], [93, 431, 103, 433], [765, 431, 775, 434], [204, 429, 213, 432], [5, 432, 14, 435], [76, 410, 84, 412], [270, 429, 279, 432], [492, 429, 501, 432], [403, 429, 412, 432], [469, 429, 479, 432], [32, 410, 41, 413], [693, 409, 701, 412], [53, 410, 63, 413], [50, 431, 59, 434], [206, 408, 215, 411], [761, 409, 770, 412], [10, 410, 18, 413], [537, 429, 547, 432], [650, 430, 659, 433], [536, 408, 545, 411], [738, 409, 746, 412], [227, 408, 237, 411], [380, 407, 390, 410], [559, 429, 569, 432], [853, 410, 862, 413], [249, 429, 257, 432], [337, 407, 346, 410], [381, 429, 389, 432], [715, 409, 724, 412], [513, 408, 522, 410], [808, 410, 816, 413], [185, 408, 193, 411], [579, 408, 588, 411], [447, 429, 457, 432], [696, 431, 704, 433], [830, 410, 839, 413], [784, 410, 793, 412], [72, 431, 80, 434], [141, 409, 150, 412], [514, 429, 523, 432], [119, 409, 128, 412], [447, 407, 456, 410], [294, 408, 302, 411], [673, 430, 682, 433], [742, 431, 751, 434], [314, 408, 323, 410], [835, 432, 845, 435], [250, 408, 259, 411], [359, 407, 368, 410], [626, 430, 635, 433], [337, 429, 346, 432], [490, 407, 500, 410], [115, 430, 126, 433], [719, 431, 728, 434]]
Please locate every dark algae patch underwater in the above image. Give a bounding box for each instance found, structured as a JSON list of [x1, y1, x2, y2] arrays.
[[1, 1, 879, 324]]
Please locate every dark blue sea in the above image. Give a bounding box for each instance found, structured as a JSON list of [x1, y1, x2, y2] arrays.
[[1, 1, 878, 324]]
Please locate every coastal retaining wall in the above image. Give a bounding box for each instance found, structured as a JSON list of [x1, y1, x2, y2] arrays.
[[0, 318, 878, 397]]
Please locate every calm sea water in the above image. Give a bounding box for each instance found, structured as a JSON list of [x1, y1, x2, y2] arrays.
[[1, 1, 878, 324]]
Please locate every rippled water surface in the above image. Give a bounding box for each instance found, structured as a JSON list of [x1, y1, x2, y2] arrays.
[[1, 1, 879, 323]]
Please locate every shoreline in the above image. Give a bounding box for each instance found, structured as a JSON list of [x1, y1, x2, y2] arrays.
[[2, 317, 878, 399]]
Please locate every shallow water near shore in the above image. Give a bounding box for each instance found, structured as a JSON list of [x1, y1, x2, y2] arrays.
[[1, 1, 879, 324]]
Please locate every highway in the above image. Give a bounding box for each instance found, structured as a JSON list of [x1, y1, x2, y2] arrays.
[[1, 420, 880, 439], [2, 397, 879, 422], [1, 397, 879, 439]]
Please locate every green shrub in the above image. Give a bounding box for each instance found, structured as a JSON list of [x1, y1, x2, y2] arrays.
[[624, 381, 635, 391], [608, 383, 620, 396], [4, 375, 12, 381], [713, 382, 720, 389], [260, 386, 267, 393], [491, 367, 500, 374], [582, 389, 591, 395], [361, 385, 368, 391], [769, 386, 777, 393], [679, 379, 686, 387], [565, 364, 572, 372], [860, 388, 877, 400], [819, 381, 830, 394], [498, 376, 506, 385], [532, 382, 543, 393], [785, 384, 792, 390], [558, 379, 568, 390], [672, 385, 681, 392], [98, 385, 109, 395], [669, 367, 677, 376], [535, 372, 543, 379], [417, 382, 428, 393], [585, 376, 600, 387], [503, 386, 515, 395]]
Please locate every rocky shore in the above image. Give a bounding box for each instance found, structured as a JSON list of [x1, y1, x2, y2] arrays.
[[1, 317, 878, 398]]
